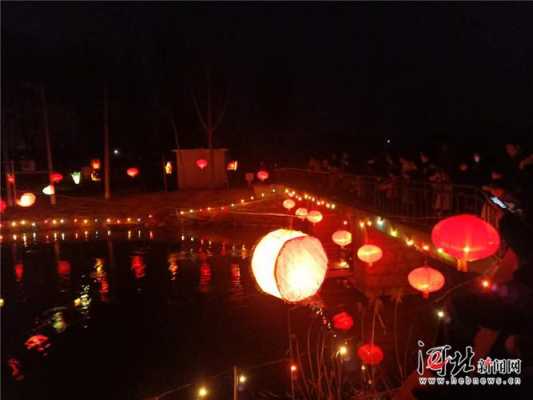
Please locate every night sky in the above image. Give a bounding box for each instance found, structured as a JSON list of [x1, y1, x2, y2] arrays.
[[2, 2, 533, 168]]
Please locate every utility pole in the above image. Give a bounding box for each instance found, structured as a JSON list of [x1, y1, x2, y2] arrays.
[[104, 86, 111, 200], [233, 365, 238, 400], [40, 85, 56, 205]]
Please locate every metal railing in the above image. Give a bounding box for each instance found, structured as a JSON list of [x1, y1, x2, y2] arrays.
[[273, 168, 501, 228]]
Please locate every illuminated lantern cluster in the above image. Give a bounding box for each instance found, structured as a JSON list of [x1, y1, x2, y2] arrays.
[[408, 265, 445, 298], [127, 167, 140, 178], [251, 229, 328, 302], [357, 244, 383, 266], [295, 208, 308, 220], [332, 311, 354, 331], [432, 214, 500, 271], [307, 210, 323, 224], [256, 170, 269, 182], [332, 230, 352, 248], [227, 160, 238, 171], [357, 343, 384, 365], [71, 171, 81, 184], [283, 199, 296, 211], [17, 193, 36, 207], [196, 159, 208, 170], [50, 172, 63, 183]]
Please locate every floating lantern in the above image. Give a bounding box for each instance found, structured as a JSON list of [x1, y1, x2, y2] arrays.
[[283, 199, 296, 210], [227, 160, 238, 171], [196, 158, 208, 170], [295, 208, 308, 220], [357, 343, 384, 365], [408, 265, 445, 298], [0, 199, 6, 213], [431, 214, 500, 271], [307, 210, 323, 224], [50, 172, 63, 183], [71, 171, 81, 184], [91, 159, 101, 170], [251, 229, 328, 302], [332, 311, 354, 331], [7, 174, 15, 184], [16, 193, 36, 207], [164, 161, 173, 174], [126, 167, 139, 178], [42, 185, 55, 196], [257, 170, 269, 182], [357, 244, 383, 265], [332, 230, 352, 247]]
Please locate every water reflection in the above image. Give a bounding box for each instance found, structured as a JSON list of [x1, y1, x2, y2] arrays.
[[199, 262, 212, 293], [167, 252, 179, 280], [131, 255, 146, 280]]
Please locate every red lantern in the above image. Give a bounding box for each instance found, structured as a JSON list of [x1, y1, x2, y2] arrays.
[[283, 199, 296, 210], [357, 244, 383, 265], [408, 265, 445, 298], [50, 172, 63, 183], [251, 229, 328, 302], [332, 230, 352, 247], [126, 167, 139, 178], [57, 261, 71, 276], [7, 174, 15, 184], [25, 334, 50, 353], [196, 159, 208, 170], [332, 311, 354, 331], [295, 208, 308, 220], [0, 199, 6, 213], [432, 214, 500, 271], [91, 159, 101, 170], [357, 343, 384, 365], [257, 170, 269, 182]]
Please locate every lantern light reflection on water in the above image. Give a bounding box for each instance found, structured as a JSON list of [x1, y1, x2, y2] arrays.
[[251, 229, 328, 302], [256, 170, 269, 182]]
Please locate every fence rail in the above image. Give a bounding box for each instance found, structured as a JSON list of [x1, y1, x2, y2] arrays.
[[273, 168, 501, 228]]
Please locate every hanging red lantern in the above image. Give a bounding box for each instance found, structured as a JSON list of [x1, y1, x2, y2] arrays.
[[332, 311, 354, 331], [50, 172, 63, 183], [15, 263, 24, 282], [332, 230, 352, 247], [431, 214, 500, 271], [57, 261, 71, 276], [91, 159, 101, 170], [16, 193, 36, 207], [408, 265, 445, 298], [196, 159, 208, 170], [357, 343, 384, 365], [295, 208, 308, 220], [227, 160, 238, 171], [7, 174, 15, 184], [251, 229, 328, 302], [283, 199, 296, 210], [307, 210, 323, 224], [126, 167, 140, 178], [357, 244, 383, 265], [0, 199, 6, 213], [257, 170, 269, 182]]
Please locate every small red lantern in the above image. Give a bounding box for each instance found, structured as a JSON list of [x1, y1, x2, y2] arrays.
[[126, 167, 139, 178], [432, 214, 500, 271], [50, 172, 63, 183], [357, 343, 384, 365], [307, 210, 323, 224], [257, 170, 269, 182], [332, 230, 352, 247], [357, 244, 383, 266], [295, 208, 308, 220], [283, 199, 296, 210], [15, 263, 24, 282], [332, 311, 354, 331], [0, 199, 6, 213], [25, 334, 50, 352], [196, 159, 208, 170], [408, 265, 445, 298], [91, 159, 101, 170], [7, 174, 15, 184], [57, 260, 71, 276]]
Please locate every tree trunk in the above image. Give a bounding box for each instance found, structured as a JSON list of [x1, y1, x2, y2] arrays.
[[40, 85, 56, 205], [104, 86, 111, 200]]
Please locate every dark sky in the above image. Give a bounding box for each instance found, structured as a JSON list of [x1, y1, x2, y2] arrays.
[[2, 2, 533, 165]]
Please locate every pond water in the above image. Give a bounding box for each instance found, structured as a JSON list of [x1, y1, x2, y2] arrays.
[[2, 228, 298, 399]]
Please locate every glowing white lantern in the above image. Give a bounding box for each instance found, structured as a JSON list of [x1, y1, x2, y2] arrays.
[[251, 229, 328, 302], [71, 171, 81, 184], [42, 185, 55, 195], [17, 193, 36, 207]]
